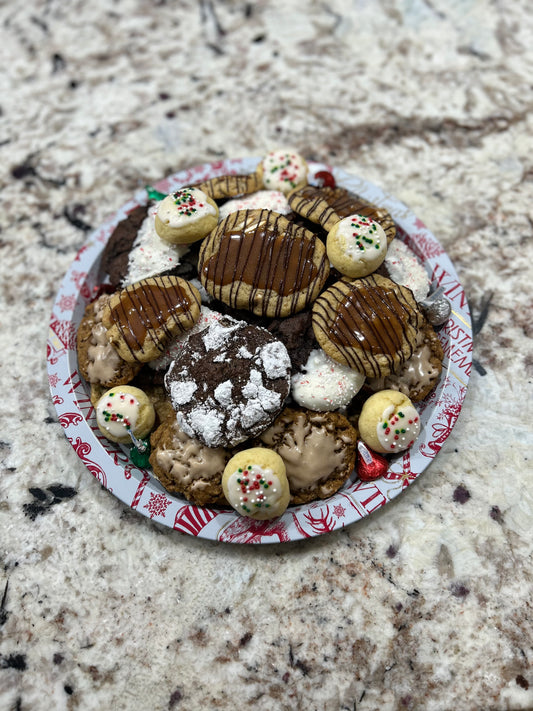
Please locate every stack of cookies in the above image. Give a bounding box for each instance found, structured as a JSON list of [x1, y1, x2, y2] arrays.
[[77, 149, 446, 521]]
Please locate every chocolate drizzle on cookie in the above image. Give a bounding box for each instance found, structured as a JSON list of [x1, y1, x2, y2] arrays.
[[312, 275, 422, 378], [199, 209, 329, 317], [288, 185, 396, 242], [105, 276, 200, 362], [195, 173, 261, 201]]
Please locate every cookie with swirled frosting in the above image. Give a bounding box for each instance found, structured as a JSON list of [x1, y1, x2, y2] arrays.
[[256, 149, 308, 194], [95, 385, 156, 445], [77, 294, 142, 387], [366, 321, 443, 401], [198, 209, 329, 318], [358, 390, 421, 454], [101, 276, 201, 363], [326, 213, 388, 278], [312, 274, 424, 379], [288, 184, 396, 242], [149, 417, 230, 506], [222, 448, 290, 520], [259, 408, 358, 505], [154, 187, 218, 245]]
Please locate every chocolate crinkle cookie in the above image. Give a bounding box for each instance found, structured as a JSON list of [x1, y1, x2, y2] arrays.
[[258, 407, 358, 505], [164, 314, 291, 448]]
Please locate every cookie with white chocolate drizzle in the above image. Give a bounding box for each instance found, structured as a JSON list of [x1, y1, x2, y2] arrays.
[[312, 274, 424, 379]]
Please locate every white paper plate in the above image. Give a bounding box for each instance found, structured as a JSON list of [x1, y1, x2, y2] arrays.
[[47, 158, 472, 543]]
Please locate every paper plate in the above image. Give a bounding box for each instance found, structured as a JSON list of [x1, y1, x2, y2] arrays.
[[47, 158, 472, 543]]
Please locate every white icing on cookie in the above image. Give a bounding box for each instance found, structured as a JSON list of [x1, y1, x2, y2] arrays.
[[156, 187, 217, 227], [96, 390, 140, 439], [335, 214, 387, 268], [218, 190, 291, 220], [291, 348, 365, 411], [123, 203, 189, 285], [260, 150, 308, 193], [225, 465, 285, 517], [384, 239, 430, 302], [376, 403, 420, 452]]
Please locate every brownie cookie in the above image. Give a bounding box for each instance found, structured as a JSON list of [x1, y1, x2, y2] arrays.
[[198, 209, 330, 318], [149, 417, 229, 506], [102, 276, 201, 363], [100, 204, 150, 289], [312, 275, 424, 378], [77, 294, 141, 387], [288, 184, 396, 242], [259, 408, 358, 505], [366, 321, 444, 401], [164, 315, 291, 448]]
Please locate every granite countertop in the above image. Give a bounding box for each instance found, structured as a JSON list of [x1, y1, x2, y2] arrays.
[[1, 1, 532, 709]]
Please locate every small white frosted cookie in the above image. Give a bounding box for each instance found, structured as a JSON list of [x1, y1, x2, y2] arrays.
[[327, 214, 388, 278], [382, 239, 430, 303], [358, 389, 420, 454], [222, 447, 290, 520], [257, 149, 308, 194], [218, 190, 291, 220], [155, 187, 219, 244], [291, 348, 365, 411], [95, 385, 156, 444]]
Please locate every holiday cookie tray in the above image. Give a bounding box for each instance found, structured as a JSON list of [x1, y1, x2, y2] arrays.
[[47, 157, 472, 544]]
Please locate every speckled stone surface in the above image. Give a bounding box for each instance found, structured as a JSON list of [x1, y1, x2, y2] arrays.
[[1, 1, 533, 710]]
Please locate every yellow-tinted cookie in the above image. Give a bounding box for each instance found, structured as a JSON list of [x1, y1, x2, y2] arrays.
[[256, 149, 308, 194], [154, 187, 218, 244], [358, 390, 420, 454], [95, 385, 156, 444], [222, 447, 290, 520], [327, 214, 388, 278]]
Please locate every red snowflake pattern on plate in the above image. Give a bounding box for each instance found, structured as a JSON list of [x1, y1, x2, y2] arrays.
[[47, 158, 471, 543]]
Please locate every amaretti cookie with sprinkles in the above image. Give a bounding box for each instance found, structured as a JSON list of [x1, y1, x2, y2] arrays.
[[288, 184, 396, 242], [101, 275, 201, 363], [77, 293, 142, 388], [95, 385, 156, 445], [326, 213, 388, 278], [222, 447, 291, 520], [358, 390, 421, 454], [256, 149, 309, 194], [198, 208, 330, 318], [154, 187, 218, 245], [312, 274, 424, 378]]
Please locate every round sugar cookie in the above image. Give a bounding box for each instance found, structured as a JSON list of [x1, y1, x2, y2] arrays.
[[256, 149, 308, 194], [155, 187, 218, 244], [95, 385, 156, 444], [358, 390, 420, 454], [222, 447, 290, 520], [327, 214, 388, 278]]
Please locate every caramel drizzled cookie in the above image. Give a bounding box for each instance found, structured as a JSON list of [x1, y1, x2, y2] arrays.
[[366, 320, 443, 401], [77, 294, 142, 387], [258, 407, 358, 505], [288, 185, 396, 242], [198, 209, 330, 318], [149, 417, 229, 506], [312, 274, 424, 378], [195, 172, 261, 201], [164, 314, 291, 448], [101, 276, 201, 363]]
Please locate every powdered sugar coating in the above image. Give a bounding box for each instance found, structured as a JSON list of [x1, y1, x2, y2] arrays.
[[123, 203, 190, 285], [218, 190, 291, 220], [164, 316, 291, 447], [383, 239, 430, 302]]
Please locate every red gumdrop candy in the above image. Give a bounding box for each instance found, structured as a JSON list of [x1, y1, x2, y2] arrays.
[[357, 441, 389, 481], [314, 170, 336, 188]]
